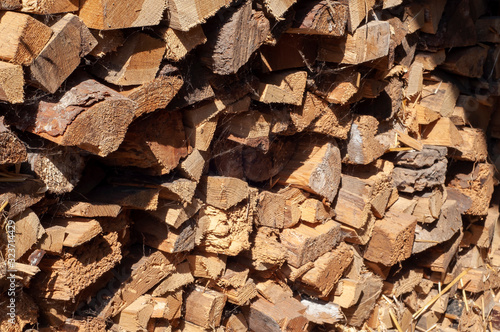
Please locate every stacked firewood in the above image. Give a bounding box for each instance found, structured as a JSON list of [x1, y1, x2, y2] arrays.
[[1, 0, 500, 331]]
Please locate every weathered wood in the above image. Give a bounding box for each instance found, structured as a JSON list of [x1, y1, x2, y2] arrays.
[[198, 176, 248, 210], [159, 25, 207, 62], [0, 61, 23, 104], [419, 231, 463, 273], [152, 261, 194, 296], [89, 29, 125, 58], [383, 268, 423, 297], [248, 226, 286, 269], [12, 208, 44, 260], [476, 17, 500, 43], [29, 14, 97, 93], [331, 279, 363, 308], [202, 0, 270, 75], [421, 117, 463, 148], [0, 117, 26, 164], [0, 11, 52, 65], [222, 111, 271, 151], [105, 110, 188, 176], [183, 99, 225, 151], [0, 179, 45, 219], [167, 0, 233, 31], [34, 231, 121, 301], [121, 75, 184, 119], [151, 291, 183, 320], [16, 76, 135, 157], [117, 295, 154, 331], [263, 0, 296, 18], [54, 201, 121, 218], [254, 70, 308, 106], [225, 313, 249, 332], [93, 32, 165, 86], [256, 191, 300, 229], [449, 127, 488, 162], [88, 184, 159, 211], [280, 219, 341, 268], [347, 0, 375, 32], [177, 150, 206, 183], [38, 225, 65, 254], [345, 115, 391, 165], [310, 68, 360, 105], [447, 162, 495, 216], [278, 136, 341, 202], [55, 217, 103, 248], [298, 242, 353, 298], [187, 252, 226, 280], [197, 202, 252, 256], [418, 81, 460, 118], [148, 198, 201, 229], [98, 249, 177, 319], [414, 50, 446, 71], [364, 211, 417, 266], [334, 160, 394, 229], [343, 272, 383, 327], [318, 21, 390, 64], [288, 1, 348, 36], [185, 287, 227, 329], [78, 0, 167, 29]]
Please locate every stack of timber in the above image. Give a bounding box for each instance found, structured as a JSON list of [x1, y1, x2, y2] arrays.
[[3, 0, 500, 331]]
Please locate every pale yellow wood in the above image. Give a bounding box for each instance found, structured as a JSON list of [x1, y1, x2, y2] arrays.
[[167, 0, 233, 31], [14, 208, 45, 260], [0, 61, 23, 104], [255, 70, 307, 105], [159, 25, 207, 62]]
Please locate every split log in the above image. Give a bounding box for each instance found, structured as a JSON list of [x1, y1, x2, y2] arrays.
[[0, 61, 24, 104], [462, 205, 498, 249], [152, 261, 194, 296], [418, 231, 463, 273], [459, 267, 500, 293], [54, 201, 121, 218], [310, 68, 360, 105], [331, 279, 363, 308], [347, 0, 375, 32], [29, 14, 97, 93], [54, 217, 103, 248], [254, 70, 308, 106], [184, 287, 227, 329], [105, 110, 188, 176], [201, 0, 270, 75], [134, 214, 195, 253], [255, 279, 293, 304], [476, 17, 500, 43], [414, 50, 446, 71], [334, 160, 394, 229], [0, 179, 45, 219], [448, 127, 488, 162], [196, 202, 252, 256], [187, 252, 226, 280], [166, 0, 233, 31], [278, 136, 341, 202], [345, 115, 392, 165], [98, 249, 177, 319], [151, 291, 183, 320], [418, 81, 460, 117], [0, 118, 26, 164], [222, 111, 271, 150], [0, 292, 37, 332], [34, 231, 122, 301], [288, 1, 348, 36], [20, 0, 78, 14], [183, 99, 224, 151], [363, 211, 417, 266], [255, 190, 301, 229], [263, 0, 296, 19], [160, 178, 197, 203], [451, 95, 493, 132], [198, 176, 248, 210], [318, 21, 391, 64], [280, 219, 341, 268], [121, 75, 184, 119], [78, 0, 167, 29], [27, 144, 86, 195], [117, 295, 154, 331], [343, 272, 383, 327], [383, 268, 423, 297], [88, 29, 125, 58], [148, 199, 201, 229], [12, 208, 44, 260], [244, 296, 310, 332], [225, 313, 248, 332], [247, 227, 287, 270], [297, 242, 353, 298], [447, 162, 495, 216], [157, 25, 207, 62], [0, 11, 53, 65], [14, 76, 135, 157], [38, 225, 65, 254], [420, 118, 463, 148], [93, 32, 166, 86]]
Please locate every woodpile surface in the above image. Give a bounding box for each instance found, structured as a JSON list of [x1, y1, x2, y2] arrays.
[[2, 0, 500, 331]]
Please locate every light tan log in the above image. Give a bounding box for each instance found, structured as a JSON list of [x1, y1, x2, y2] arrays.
[[198, 176, 248, 210], [414, 50, 446, 70], [263, 0, 296, 18], [148, 198, 201, 229], [166, 0, 232, 31], [0, 61, 23, 104], [152, 261, 194, 296], [151, 291, 183, 320], [38, 225, 65, 254], [29, 14, 97, 93], [183, 99, 225, 151], [280, 219, 341, 268], [93, 32, 165, 86], [54, 201, 121, 218], [449, 127, 488, 162], [117, 295, 154, 331], [55, 217, 103, 248], [254, 70, 307, 106], [185, 287, 227, 329], [418, 81, 460, 117], [0, 11, 52, 65], [421, 117, 464, 147], [158, 25, 207, 62], [88, 29, 125, 58], [13, 208, 44, 260], [347, 0, 375, 32], [318, 21, 390, 64], [363, 211, 417, 266], [177, 149, 206, 182], [278, 136, 341, 202], [256, 191, 301, 229], [135, 215, 195, 253], [78, 0, 167, 29]]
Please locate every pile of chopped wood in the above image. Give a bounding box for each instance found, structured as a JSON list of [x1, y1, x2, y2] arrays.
[[2, 0, 500, 331]]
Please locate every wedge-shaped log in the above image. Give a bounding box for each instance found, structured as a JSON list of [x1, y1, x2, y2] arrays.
[[280, 219, 341, 268], [167, 0, 233, 31], [79, 0, 167, 29], [254, 70, 307, 106], [185, 287, 227, 329], [364, 211, 417, 266], [93, 32, 165, 86], [288, 0, 348, 36], [0, 11, 52, 65], [318, 21, 390, 64], [29, 14, 97, 93], [278, 136, 341, 202], [16, 77, 135, 157], [201, 0, 270, 75]]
